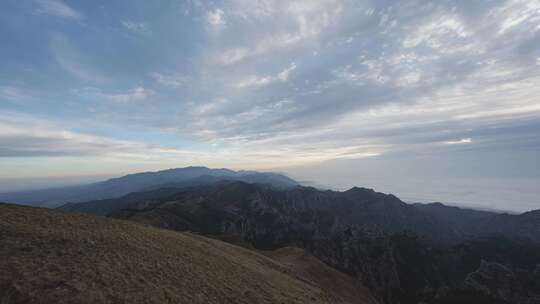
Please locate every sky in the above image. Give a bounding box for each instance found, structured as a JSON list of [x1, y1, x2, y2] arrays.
[[0, 0, 539, 211]]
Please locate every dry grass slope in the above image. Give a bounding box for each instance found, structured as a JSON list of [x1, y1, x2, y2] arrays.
[[0, 203, 375, 304], [265, 247, 378, 304]]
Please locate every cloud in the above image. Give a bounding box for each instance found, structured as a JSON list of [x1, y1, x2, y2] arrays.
[[0, 111, 382, 169], [0, 86, 31, 104], [191, 97, 229, 116], [445, 138, 472, 145], [215, 48, 250, 65], [87, 1, 540, 165], [3, 0, 540, 172], [0, 112, 195, 159], [206, 8, 226, 27], [0, 112, 129, 157], [105, 87, 153, 104], [277, 63, 297, 81], [234, 63, 296, 88], [50, 34, 109, 83], [35, 0, 82, 20], [121, 21, 149, 34], [402, 15, 471, 50], [74, 86, 153, 104], [211, 0, 343, 65], [497, 0, 540, 35], [150, 73, 189, 88]]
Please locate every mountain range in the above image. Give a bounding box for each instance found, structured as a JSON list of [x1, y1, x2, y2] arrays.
[[60, 176, 540, 245], [0, 166, 298, 208], [2, 167, 539, 304], [59, 174, 540, 304]]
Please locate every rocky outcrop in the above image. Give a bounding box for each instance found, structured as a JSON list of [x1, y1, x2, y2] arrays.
[[109, 181, 461, 244], [304, 227, 402, 304]]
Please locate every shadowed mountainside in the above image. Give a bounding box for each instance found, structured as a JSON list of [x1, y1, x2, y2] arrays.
[[412, 202, 540, 242], [74, 181, 539, 304], [0, 203, 376, 304], [64, 181, 540, 244], [66, 182, 459, 242]]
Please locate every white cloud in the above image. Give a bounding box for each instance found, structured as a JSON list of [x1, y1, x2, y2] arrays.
[[235, 76, 273, 88], [445, 138, 472, 145], [277, 63, 297, 81], [403, 14, 472, 50], [497, 0, 540, 35], [7, 0, 540, 172], [192, 97, 229, 116], [74, 86, 153, 104], [50, 34, 109, 83], [213, 33, 302, 65], [0, 86, 31, 103], [332, 62, 391, 85], [169, 1, 540, 166], [212, 0, 343, 65], [151, 73, 189, 88], [107, 87, 152, 103], [206, 8, 226, 27], [0, 110, 381, 169], [395, 71, 422, 87], [235, 63, 296, 88], [35, 0, 82, 20], [121, 21, 149, 34], [0, 113, 135, 158], [228, 0, 276, 19], [216, 48, 250, 65], [0, 112, 218, 164]]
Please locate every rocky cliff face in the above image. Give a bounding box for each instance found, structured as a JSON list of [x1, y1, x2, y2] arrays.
[[109, 182, 460, 243]]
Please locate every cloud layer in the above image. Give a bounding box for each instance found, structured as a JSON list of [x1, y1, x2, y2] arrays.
[[0, 0, 539, 176]]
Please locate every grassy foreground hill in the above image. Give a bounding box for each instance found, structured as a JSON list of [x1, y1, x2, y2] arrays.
[[0, 203, 376, 304]]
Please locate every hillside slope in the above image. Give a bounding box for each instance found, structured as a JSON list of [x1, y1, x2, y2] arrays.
[[264, 247, 377, 304], [0, 203, 375, 304]]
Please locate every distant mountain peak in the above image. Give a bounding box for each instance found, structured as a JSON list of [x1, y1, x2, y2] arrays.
[[0, 166, 298, 208], [346, 186, 375, 192]]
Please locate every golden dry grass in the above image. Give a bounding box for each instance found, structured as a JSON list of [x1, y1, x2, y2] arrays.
[[0, 203, 375, 304]]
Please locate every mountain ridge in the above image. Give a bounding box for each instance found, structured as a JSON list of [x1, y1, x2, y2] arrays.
[[0, 166, 298, 208], [62, 180, 540, 244]]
